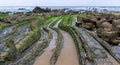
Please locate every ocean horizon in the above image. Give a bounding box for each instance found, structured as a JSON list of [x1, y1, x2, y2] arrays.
[[0, 6, 120, 12]]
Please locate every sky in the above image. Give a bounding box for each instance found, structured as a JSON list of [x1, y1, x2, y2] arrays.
[[0, 0, 120, 6]]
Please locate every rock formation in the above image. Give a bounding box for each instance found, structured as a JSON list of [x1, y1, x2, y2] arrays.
[[77, 12, 120, 45]]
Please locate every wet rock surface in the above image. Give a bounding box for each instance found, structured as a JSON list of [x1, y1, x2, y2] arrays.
[[77, 12, 120, 45], [76, 12, 120, 65], [0, 7, 120, 65], [111, 45, 120, 61], [77, 28, 114, 65]]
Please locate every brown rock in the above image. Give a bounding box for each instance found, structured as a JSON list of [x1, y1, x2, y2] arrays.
[[101, 22, 112, 31], [98, 31, 118, 41], [112, 19, 120, 32], [82, 22, 95, 30], [96, 18, 107, 27], [111, 39, 120, 45]]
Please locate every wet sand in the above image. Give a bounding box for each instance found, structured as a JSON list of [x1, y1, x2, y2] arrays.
[[55, 30, 79, 65], [33, 30, 57, 65]]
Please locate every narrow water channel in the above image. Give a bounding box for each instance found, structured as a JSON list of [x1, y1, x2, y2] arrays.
[[33, 29, 57, 65], [55, 30, 79, 65]]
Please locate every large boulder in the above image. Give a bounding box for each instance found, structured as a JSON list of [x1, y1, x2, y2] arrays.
[[82, 22, 95, 30], [32, 7, 44, 13], [79, 12, 120, 45], [101, 22, 112, 31], [97, 30, 118, 42], [112, 19, 120, 32], [32, 7, 51, 13], [96, 18, 107, 27]]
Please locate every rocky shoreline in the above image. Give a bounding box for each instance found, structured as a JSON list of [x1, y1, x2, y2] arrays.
[[0, 6, 120, 65]]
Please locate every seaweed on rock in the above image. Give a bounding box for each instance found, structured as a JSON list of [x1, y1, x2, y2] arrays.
[[15, 27, 53, 65], [16, 29, 41, 53], [50, 28, 63, 65]]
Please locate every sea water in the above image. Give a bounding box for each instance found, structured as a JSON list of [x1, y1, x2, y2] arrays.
[[0, 6, 120, 12]]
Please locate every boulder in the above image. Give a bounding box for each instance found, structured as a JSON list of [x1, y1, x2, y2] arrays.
[[97, 31, 118, 42], [32, 6, 51, 13], [82, 22, 95, 30], [96, 18, 107, 27], [82, 16, 96, 24], [77, 12, 120, 45], [32, 7, 44, 13], [112, 19, 120, 32], [111, 39, 120, 45], [101, 22, 112, 31]]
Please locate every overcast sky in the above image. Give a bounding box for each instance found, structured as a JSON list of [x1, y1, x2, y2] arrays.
[[0, 0, 120, 6]]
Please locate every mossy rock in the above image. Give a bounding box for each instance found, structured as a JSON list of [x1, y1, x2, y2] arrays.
[[0, 39, 17, 61], [0, 61, 5, 65]]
